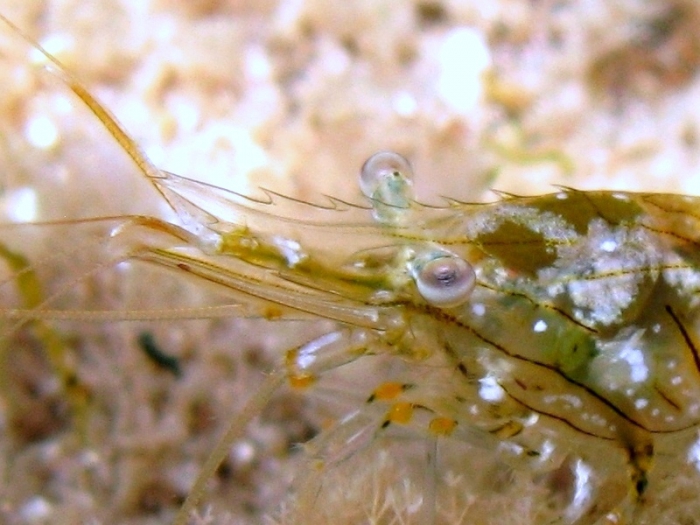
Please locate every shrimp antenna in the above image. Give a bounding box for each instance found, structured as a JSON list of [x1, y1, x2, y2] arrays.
[[0, 14, 179, 208]]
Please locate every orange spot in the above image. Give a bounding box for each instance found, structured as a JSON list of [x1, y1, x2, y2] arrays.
[[429, 417, 457, 436], [387, 402, 413, 424], [263, 306, 283, 320], [288, 374, 316, 389], [372, 382, 407, 401], [285, 348, 302, 371]]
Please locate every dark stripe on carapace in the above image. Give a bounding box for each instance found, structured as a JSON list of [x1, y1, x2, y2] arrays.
[[665, 304, 700, 379], [419, 303, 700, 435]]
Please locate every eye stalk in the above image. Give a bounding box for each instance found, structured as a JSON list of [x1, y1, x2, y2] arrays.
[[412, 252, 476, 308], [360, 151, 414, 225]]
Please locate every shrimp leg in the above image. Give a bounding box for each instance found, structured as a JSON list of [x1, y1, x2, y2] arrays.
[[175, 328, 379, 525]]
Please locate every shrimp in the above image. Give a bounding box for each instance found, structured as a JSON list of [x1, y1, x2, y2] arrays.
[[2, 8, 700, 525]]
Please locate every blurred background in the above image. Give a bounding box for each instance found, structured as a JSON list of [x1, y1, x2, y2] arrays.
[[2, 0, 700, 523]]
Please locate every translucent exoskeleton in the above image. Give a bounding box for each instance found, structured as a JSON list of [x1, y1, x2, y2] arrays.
[[2, 12, 700, 525]]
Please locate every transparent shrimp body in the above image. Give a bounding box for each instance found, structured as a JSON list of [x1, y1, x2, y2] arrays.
[[2, 15, 700, 525], [271, 164, 700, 524], [153, 150, 700, 523]]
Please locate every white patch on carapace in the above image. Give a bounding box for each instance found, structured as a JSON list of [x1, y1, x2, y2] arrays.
[[465, 204, 579, 246], [621, 346, 649, 382], [589, 414, 607, 427], [662, 251, 700, 305], [478, 375, 505, 402], [688, 435, 700, 473], [634, 398, 649, 409], [543, 394, 583, 409], [671, 376, 682, 386], [522, 412, 540, 427], [600, 239, 617, 252], [537, 440, 555, 463], [566, 459, 594, 522], [499, 442, 525, 459], [556, 192, 568, 200], [590, 329, 650, 391], [533, 319, 548, 332], [471, 303, 486, 316], [541, 220, 660, 326]]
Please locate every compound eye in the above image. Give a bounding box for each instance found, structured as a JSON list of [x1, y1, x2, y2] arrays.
[[359, 151, 414, 200], [414, 254, 476, 308], [359, 151, 415, 225]]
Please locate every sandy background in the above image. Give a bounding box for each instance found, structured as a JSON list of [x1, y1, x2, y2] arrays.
[[1, 0, 700, 524]]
